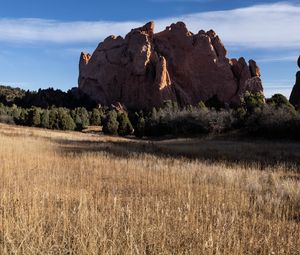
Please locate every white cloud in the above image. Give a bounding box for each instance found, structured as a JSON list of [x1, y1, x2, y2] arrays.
[[264, 85, 294, 98], [0, 19, 142, 44], [256, 55, 298, 63], [0, 2, 299, 48]]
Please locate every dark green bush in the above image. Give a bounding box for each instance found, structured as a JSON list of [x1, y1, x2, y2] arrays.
[[134, 115, 146, 138], [268, 94, 294, 109], [57, 108, 76, 130], [117, 112, 134, 136], [89, 108, 102, 126], [245, 104, 300, 138], [241, 91, 265, 113], [142, 104, 236, 137], [27, 107, 41, 127], [40, 110, 50, 129], [49, 107, 59, 129], [102, 110, 119, 135]]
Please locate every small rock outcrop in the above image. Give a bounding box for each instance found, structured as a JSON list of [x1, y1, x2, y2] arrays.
[[78, 21, 263, 109], [289, 56, 300, 106]]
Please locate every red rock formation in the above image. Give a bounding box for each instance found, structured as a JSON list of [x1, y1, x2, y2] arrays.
[[78, 21, 263, 109], [289, 56, 300, 106]]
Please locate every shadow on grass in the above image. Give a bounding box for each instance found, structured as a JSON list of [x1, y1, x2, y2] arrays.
[[53, 135, 300, 170]]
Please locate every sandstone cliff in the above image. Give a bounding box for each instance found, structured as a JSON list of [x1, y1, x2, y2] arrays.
[[289, 56, 300, 107], [78, 21, 263, 109]]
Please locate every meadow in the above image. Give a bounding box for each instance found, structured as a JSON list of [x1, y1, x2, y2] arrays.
[[0, 123, 299, 254]]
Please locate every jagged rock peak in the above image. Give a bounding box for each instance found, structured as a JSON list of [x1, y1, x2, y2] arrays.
[[289, 56, 300, 106], [135, 21, 155, 37], [80, 52, 91, 66], [78, 21, 263, 110]]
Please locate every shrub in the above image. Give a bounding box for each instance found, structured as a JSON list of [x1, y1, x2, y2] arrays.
[[40, 110, 50, 129], [144, 104, 236, 137], [241, 91, 265, 113], [134, 115, 146, 138], [245, 104, 300, 138], [74, 107, 90, 127], [102, 110, 119, 135], [49, 107, 59, 129], [197, 101, 206, 110], [27, 107, 41, 127], [89, 108, 102, 126], [117, 112, 134, 136], [71, 107, 90, 130], [57, 108, 76, 131], [0, 115, 15, 124], [268, 94, 294, 109], [16, 108, 29, 125]]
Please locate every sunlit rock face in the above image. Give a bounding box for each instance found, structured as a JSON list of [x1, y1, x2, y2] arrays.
[[290, 56, 300, 107], [78, 21, 263, 110]]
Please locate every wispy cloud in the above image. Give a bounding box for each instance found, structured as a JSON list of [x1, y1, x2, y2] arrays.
[[0, 2, 299, 49], [263, 82, 294, 98], [0, 19, 142, 44], [256, 55, 298, 63]]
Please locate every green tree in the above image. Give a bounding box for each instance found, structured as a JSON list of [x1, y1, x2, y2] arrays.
[[17, 108, 28, 125], [72, 107, 90, 130], [77, 107, 90, 127], [27, 107, 41, 127], [57, 108, 76, 130], [40, 109, 50, 129], [134, 115, 146, 138], [11, 106, 21, 120], [0, 103, 6, 116], [49, 107, 58, 129], [102, 110, 119, 135], [117, 112, 134, 136], [90, 108, 102, 126], [268, 94, 294, 109], [241, 91, 265, 113]]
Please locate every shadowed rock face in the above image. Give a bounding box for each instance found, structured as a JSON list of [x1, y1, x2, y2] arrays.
[[78, 21, 263, 110], [290, 56, 300, 107]]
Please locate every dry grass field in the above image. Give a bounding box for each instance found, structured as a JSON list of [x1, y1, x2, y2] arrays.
[[0, 123, 299, 254]]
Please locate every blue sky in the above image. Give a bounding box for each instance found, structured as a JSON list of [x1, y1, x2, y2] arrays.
[[0, 0, 299, 98]]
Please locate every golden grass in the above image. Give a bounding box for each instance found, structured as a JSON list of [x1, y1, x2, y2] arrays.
[[0, 124, 299, 254]]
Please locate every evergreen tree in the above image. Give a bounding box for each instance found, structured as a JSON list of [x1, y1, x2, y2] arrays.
[[27, 107, 41, 127], [11, 106, 21, 120], [72, 107, 89, 130], [268, 94, 294, 109], [134, 115, 146, 138], [40, 109, 50, 129], [71, 109, 83, 131], [49, 107, 58, 129], [90, 108, 102, 126], [241, 91, 265, 113], [17, 108, 28, 125], [117, 112, 134, 136], [77, 107, 90, 127], [32, 108, 41, 127], [0, 103, 5, 115], [102, 110, 119, 135], [57, 108, 76, 130]]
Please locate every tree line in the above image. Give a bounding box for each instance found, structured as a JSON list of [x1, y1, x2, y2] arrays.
[[1, 89, 300, 139]]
